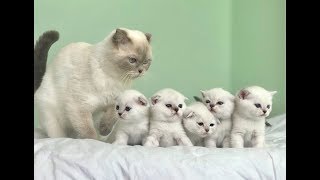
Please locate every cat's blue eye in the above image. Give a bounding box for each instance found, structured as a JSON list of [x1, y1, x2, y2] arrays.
[[210, 123, 214, 126], [143, 60, 148, 64], [166, 104, 172, 108], [125, 106, 131, 111], [217, 101, 224, 105], [198, 122, 204, 126], [129, 57, 137, 63], [205, 100, 210, 103], [116, 105, 119, 110], [267, 105, 270, 109], [254, 103, 261, 108], [178, 104, 183, 108]]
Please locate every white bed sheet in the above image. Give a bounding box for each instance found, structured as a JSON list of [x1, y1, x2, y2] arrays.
[[34, 114, 286, 180]]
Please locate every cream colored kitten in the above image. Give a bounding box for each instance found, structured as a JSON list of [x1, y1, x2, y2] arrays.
[[182, 102, 219, 147], [230, 86, 276, 148], [34, 28, 152, 140], [105, 90, 149, 145], [143, 88, 193, 147], [199, 88, 235, 148]]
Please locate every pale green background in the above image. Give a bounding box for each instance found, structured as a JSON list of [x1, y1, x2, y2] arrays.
[[34, 0, 285, 127]]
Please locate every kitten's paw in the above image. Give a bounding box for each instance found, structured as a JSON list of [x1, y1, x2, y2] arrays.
[[143, 137, 159, 147]]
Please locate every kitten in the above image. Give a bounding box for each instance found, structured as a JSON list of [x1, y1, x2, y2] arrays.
[[104, 90, 149, 145], [182, 102, 219, 147], [34, 30, 59, 94], [198, 88, 235, 147], [143, 88, 193, 147], [230, 86, 276, 148], [34, 28, 152, 140]]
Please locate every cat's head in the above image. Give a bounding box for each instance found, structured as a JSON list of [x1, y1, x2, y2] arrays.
[[114, 89, 149, 121], [150, 88, 188, 122], [235, 86, 277, 118], [200, 88, 235, 120], [106, 28, 152, 79], [182, 102, 219, 138]]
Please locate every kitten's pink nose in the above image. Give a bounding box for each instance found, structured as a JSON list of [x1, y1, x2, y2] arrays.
[[118, 112, 122, 116], [174, 107, 179, 112], [205, 128, 209, 132], [263, 110, 267, 114], [210, 104, 215, 108], [138, 69, 142, 73]]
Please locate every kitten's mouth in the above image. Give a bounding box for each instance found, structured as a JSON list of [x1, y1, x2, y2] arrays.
[[210, 108, 216, 113]]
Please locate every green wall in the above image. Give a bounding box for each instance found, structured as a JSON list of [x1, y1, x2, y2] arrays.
[[34, 0, 285, 127]]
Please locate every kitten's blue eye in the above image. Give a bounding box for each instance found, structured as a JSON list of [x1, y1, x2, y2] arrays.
[[210, 123, 214, 126], [267, 105, 270, 109], [125, 106, 131, 111], [129, 57, 137, 63], [143, 60, 149, 64], [198, 122, 204, 126], [166, 104, 172, 108], [205, 100, 210, 103], [116, 105, 119, 110], [178, 104, 183, 108], [254, 103, 261, 108], [217, 101, 224, 105]]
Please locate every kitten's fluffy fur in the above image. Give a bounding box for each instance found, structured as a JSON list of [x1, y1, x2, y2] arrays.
[[200, 88, 235, 147], [34, 28, 152, 140], [105, 90, 149, 145], [230, 86, 276, 148], [143, 88, 193, 147], [182, 102, 219, 147]]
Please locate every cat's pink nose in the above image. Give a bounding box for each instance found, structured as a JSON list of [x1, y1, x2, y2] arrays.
[[118, 112, 122, 116], [174, 107, 179, 112], [210, 104, 215, 108], [205, 128, 209, 132], [263, 110, 267, 114], [138, 69, 142, 73]]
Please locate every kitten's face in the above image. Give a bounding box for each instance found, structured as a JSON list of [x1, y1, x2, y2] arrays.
[[201, 88, 235, 119], [150, 88, 187, 122], [115, 89, 149, 121], [236, 86, 276, 118], [110, 28, 152, 79], [183, 103, 218, 138]]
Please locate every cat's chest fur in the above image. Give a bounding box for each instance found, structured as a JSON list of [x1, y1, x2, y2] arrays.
[[151, 120, 185, 147]]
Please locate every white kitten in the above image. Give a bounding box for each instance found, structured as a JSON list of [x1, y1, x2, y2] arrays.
[[105, 90, 149, 145], [230, 86, 276, 148], [143, 88, 193, 147], [200, 88, 235, 147], [182, 102, 219, 147], [34, 28, 152, 140]]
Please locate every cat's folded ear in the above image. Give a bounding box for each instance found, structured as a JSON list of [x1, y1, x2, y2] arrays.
[[238, 89, 250, 100], [200, 90, 206, 98], [270, 91, 277, 96], [151, 95, 161, 105], [183, 109, 195, 118], [145, 33, 152, 43], [136, 96, 148, 106], [215, 118, 221, 125], [112, 28, 131, 47]]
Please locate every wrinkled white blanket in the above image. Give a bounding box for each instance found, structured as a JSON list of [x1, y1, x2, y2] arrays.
[[34, 114, 286, 180]]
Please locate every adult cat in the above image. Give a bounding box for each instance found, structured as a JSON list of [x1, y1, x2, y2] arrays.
[[34, 28, 152, 140]]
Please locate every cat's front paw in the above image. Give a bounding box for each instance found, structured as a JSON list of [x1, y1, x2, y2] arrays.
[[143, 137, 159, 147]]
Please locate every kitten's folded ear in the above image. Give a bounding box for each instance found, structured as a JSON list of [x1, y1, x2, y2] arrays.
[[183, 109, 195, 118], [200, 90, 206, 98], [238, 89, 250, 100], [151, 95, 160, 105], [112, 28, 131, 47], [145, 33, 152, 43], [193, 96, 202, 102], [215, 118, 221, 125], [270, 91, 277, 96], [137, 96, 148, 106]]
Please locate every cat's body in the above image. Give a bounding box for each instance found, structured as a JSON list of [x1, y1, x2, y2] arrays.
[[34, 28, 152, 140], [182, 102, 218, 147], [105, 90, 149, 145], [230, 86, 276, 148], [34, 30, 59, 94], [143, 88, 193, 147], [197, 88, 234, 147]]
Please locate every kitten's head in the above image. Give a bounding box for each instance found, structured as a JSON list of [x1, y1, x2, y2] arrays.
[[235, 86, 277, 118], [105, 28, 152, 79], [114, 89, 149, 121], [150, 88, 188, 122], [183, 102, 219, 138], [200, 88, 235, 120]]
